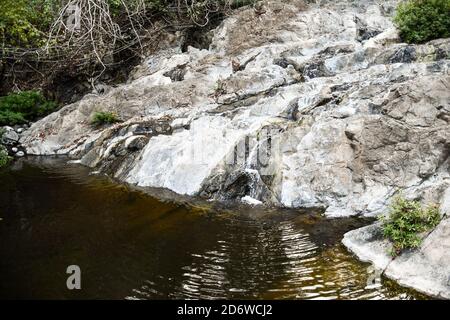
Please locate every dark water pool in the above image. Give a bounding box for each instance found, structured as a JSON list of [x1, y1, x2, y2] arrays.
[[0, 158, 424, 299]]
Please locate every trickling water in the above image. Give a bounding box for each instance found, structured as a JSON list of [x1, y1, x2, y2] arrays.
[[0, 158, 425, 299]]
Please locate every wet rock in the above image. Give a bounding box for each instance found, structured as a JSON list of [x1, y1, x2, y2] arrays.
[[390, 46, 416, 63], [436, 48, 449, 60], [302, 60, 334, 79], [280, 98, 301, 121], [358, 27, 382, 42], [273, 57, 291, 69], [163, 64, 187, 82], [125, 135, 149, 151], [94, 83, 110, 95], [15, 151, 25, 157], [319, 44, 355, 57], [221, 171, 253, 200], [2, 129, 19, 144]]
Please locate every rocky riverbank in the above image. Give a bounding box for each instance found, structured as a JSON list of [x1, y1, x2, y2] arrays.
[[19, 0, 449, 298], [343, 213, 450, 299], [1, 125, 28, 158]]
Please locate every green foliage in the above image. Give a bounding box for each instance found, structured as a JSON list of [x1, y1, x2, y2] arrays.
[[0, 0, 59, 47], [91, 111, 120, 125], [379, 196, 442, 256], [1, 0, 257, 47], [0, 91, 57, 126], [394, 0, 450, 44], [0, 111, 26, 126], [0, 145, 11, 168], [1, 0, 257, 96]]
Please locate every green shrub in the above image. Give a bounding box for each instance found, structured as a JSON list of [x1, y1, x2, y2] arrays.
[[0, 110, 27, 126], [0, 91, 57, 126], [394, 0, 450, 44], [91, 111, 120, 125], [0, 146, 11, 168], [0, 0, 59, 47], [379, 196, 442, 256]]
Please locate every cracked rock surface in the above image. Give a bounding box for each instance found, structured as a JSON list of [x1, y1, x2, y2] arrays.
[[20, 0, 450, 297], [22, 0, 449, 217]]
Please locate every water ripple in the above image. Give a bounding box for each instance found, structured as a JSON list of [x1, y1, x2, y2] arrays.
[[126, 217, 418, 300], [0, 160, 423, 300]]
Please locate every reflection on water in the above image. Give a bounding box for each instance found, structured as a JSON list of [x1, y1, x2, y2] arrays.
[[0, 158, 424, 300]]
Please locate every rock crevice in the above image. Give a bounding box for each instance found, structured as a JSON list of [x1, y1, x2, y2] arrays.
[[19, 0, 450, 298]]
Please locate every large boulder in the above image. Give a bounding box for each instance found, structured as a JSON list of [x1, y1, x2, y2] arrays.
[[1, 127, 19, 145]]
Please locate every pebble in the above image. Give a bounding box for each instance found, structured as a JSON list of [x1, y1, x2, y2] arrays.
[[15, 151, 25, 157], [16, 128, 24, 133], [11, 147, 18, 153]]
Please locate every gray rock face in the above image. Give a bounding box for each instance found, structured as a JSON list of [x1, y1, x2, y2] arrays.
[[19, 0, 450, 298], [21, 0, 449, 218]]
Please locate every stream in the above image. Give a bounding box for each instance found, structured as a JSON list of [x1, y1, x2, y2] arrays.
[[0, 158, 425, 299]]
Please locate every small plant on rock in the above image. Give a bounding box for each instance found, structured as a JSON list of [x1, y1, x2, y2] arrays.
[[379, 195, 442, 256], [91, 111, 120, 126], [394, 0, 450, 44]]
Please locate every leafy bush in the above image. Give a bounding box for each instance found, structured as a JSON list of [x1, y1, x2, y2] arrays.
[[0, 146, 11, 168], [0, 111, 26, 126], [0, 129, 11, 168], [394, 0, 450, 44], [0, 0, 59, 47], [379, 196, 442, 256], [0, 91, 57, 126], [91, 111, 120, 125]]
